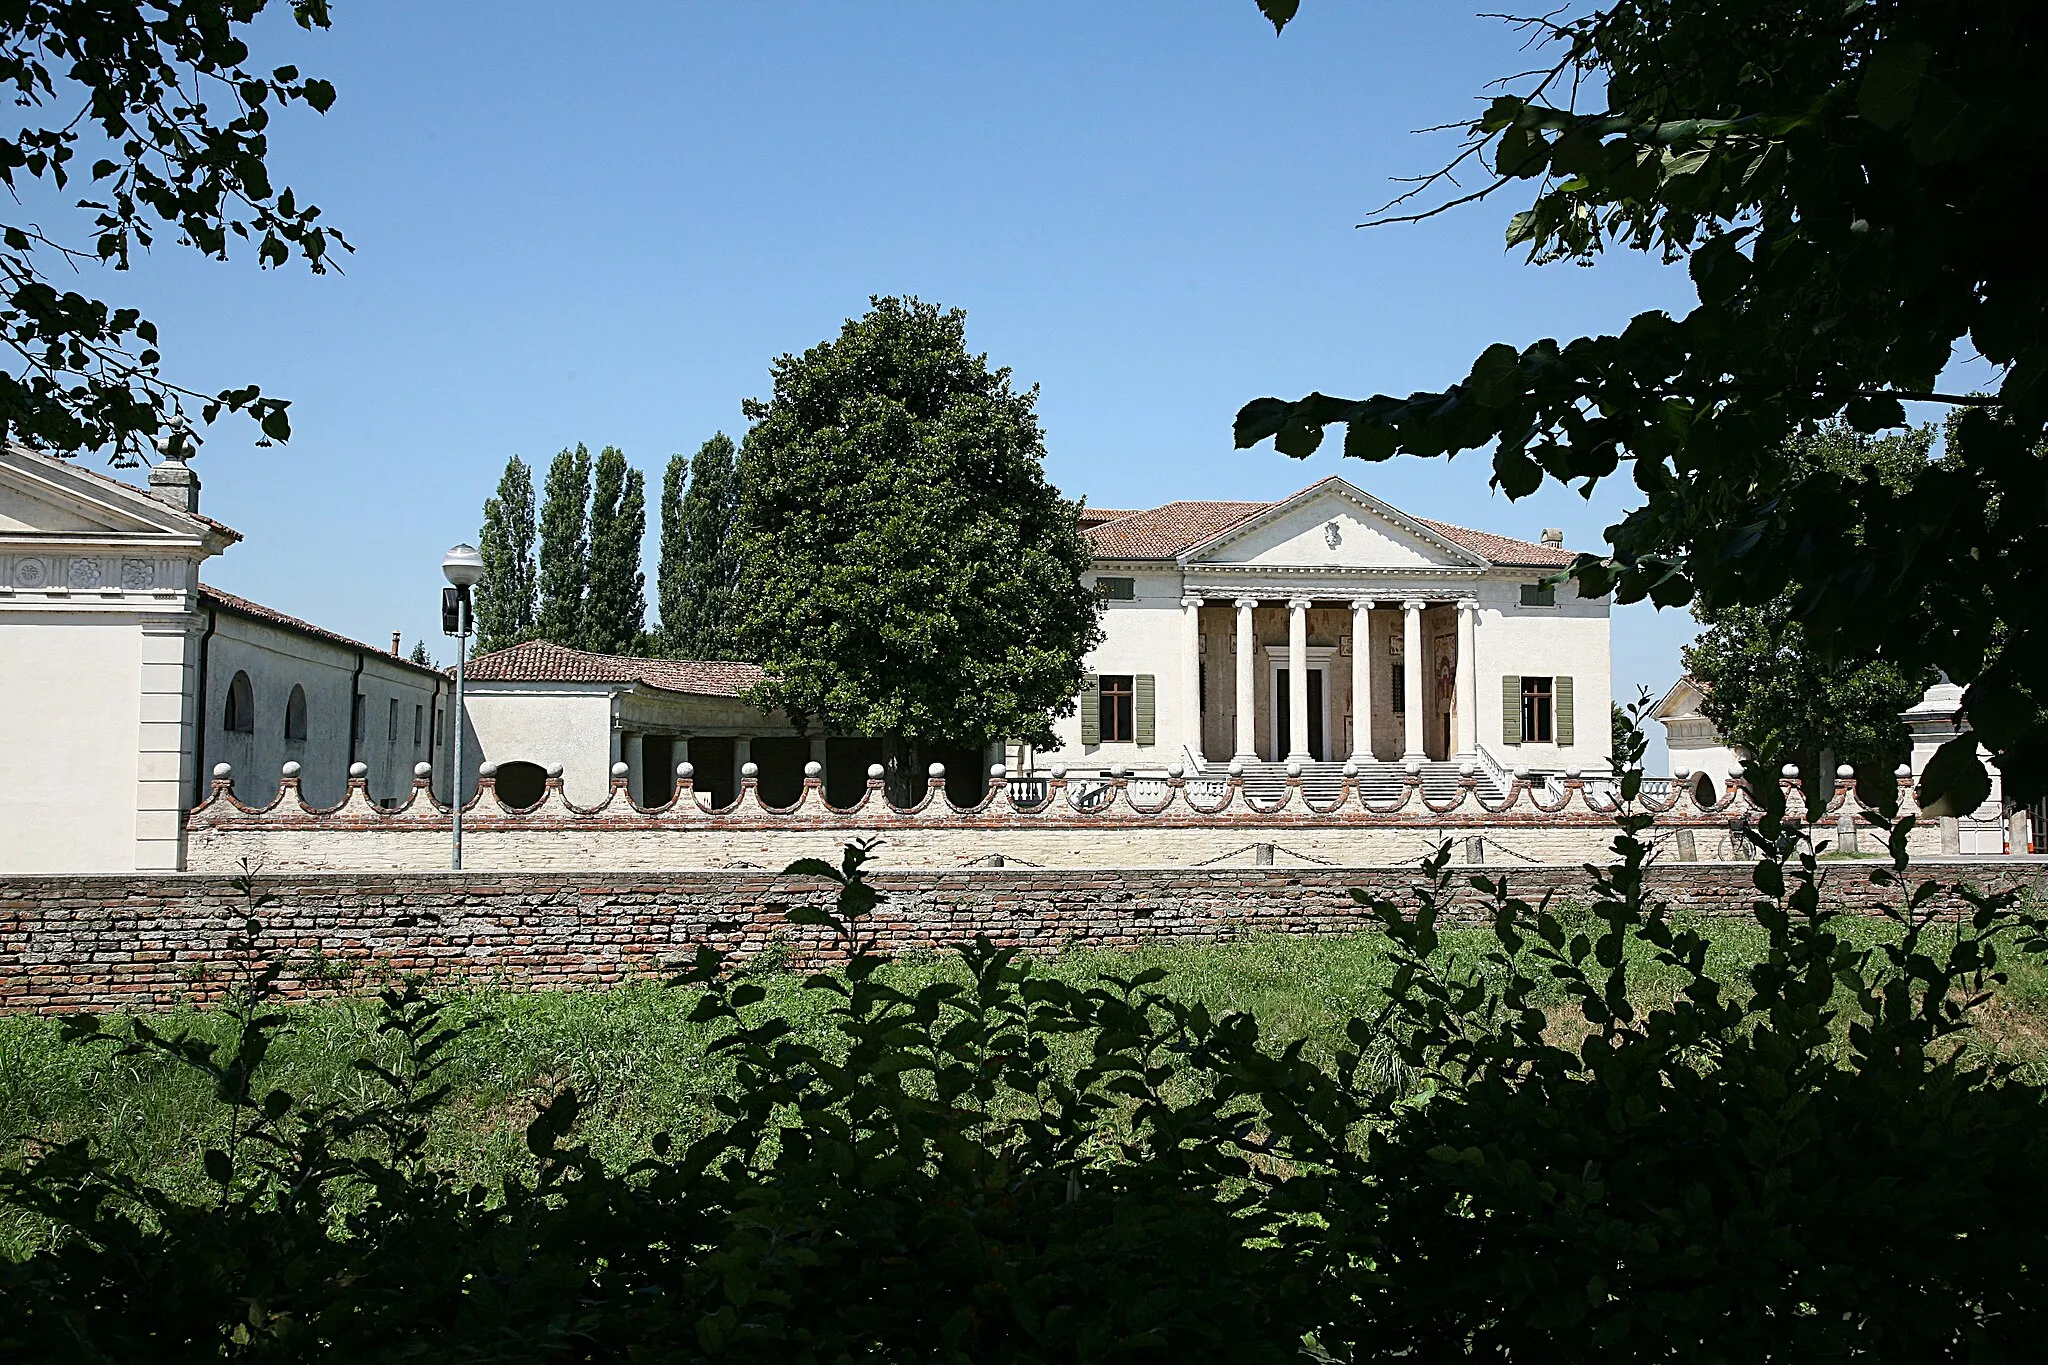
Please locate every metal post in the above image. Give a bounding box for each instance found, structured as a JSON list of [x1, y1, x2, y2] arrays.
[[451, 615, 468, 870]]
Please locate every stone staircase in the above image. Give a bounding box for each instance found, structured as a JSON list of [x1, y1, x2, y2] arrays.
[[1187, 759, 1506, 805]]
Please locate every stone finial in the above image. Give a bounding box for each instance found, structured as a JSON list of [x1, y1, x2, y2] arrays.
[[212, 761, 232, 779], [1673, 765, 1691, 779], [804, 760, 823, 778], [928, 762, 945, 778], [1457, 757, 1476, 778], [413, 761, 432, 780], [148, 426, 201, 512], [611, 762, 630, 779], [1227, 757, 1244, 777], [281, 761, 302, 779], [866, 763, 885, 780], [545, 763, 564, 780], [1565, 766, 1583, 781], [741, 762, 759, 779], [1781, 763, 1800, 778], [1342, 759, 1358, 778], [1836, 764, 1855, 779], [1165, 762, 1183, 779], [1285, 760, 1303, 779], [989, 762, 1007, 780], [348, 762, 368, 780], [1513, 765, 1530, 781], [676, 762, 694, 779], [1540, 528, 1564, 546], [1894, 763, 1913, 779], [478, 762, 498, 779], [1403, 759, 1422, 777], [1049, 764, 1067, 781]]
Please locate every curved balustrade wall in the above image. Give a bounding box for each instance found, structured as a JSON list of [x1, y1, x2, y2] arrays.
[[184, 766, 1947, 871]]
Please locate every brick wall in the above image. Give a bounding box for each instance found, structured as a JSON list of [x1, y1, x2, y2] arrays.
[[5, 860, 2038, 1014]]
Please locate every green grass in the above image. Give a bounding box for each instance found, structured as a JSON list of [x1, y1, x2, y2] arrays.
[[5, 913, 2046, 1261]]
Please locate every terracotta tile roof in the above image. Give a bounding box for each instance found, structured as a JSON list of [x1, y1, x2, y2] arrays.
[[1077, 506, 1140, 528], [1413, 518, 1575, 568], [12, 448, 244, 541], [1083, 500, 1271, 558], [199, 585, 443, 677], [464, 639, 767, 698]]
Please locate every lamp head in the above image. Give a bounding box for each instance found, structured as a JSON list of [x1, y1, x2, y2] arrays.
[[442, 543, 485, 588]]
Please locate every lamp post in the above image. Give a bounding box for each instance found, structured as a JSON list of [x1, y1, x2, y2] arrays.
[[441, 543, 485, 870]]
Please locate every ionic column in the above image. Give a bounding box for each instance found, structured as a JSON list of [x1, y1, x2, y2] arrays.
[[1182, 595, 1206, 765], [1233, 597, 1257, 761], [1455, 598, 1479, 757], [1402, 599, 1426, 761], [1350, 599, 1374, 763], [1287, 596, 1311, 762]]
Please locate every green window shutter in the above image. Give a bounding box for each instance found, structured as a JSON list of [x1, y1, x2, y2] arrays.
[[1501, 675, 1522, 745], [1555, 676, 1575, 746], [1135, 674, 1156, 745], [1080, 674, 1101, 745]]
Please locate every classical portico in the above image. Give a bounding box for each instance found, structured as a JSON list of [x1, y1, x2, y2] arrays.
[[1061, 475, 1613, 789]]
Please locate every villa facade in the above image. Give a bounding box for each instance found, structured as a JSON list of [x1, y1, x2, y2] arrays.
[[1056, 476, 1613, 794]]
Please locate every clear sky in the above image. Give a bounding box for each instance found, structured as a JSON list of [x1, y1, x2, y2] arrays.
[[83, 1, 1709, 765]]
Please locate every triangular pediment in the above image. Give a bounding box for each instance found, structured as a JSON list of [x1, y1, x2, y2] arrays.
[[1181, 477, 1487, 571], [0, 444, 225, 540]]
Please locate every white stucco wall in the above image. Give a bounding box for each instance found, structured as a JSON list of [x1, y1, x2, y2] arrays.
[[461, 684, 619, 806], [1469, 573, 1612, 775], [1050, 569, 1189, 767], [201, 614, 442, 809], [0, 617, 146, 871]]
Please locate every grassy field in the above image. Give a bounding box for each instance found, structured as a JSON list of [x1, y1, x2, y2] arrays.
[[5, 909, 2047, 1260]]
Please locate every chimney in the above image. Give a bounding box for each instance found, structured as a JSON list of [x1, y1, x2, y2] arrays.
[[1540, 528, 1564, 547], [392, 631, 403, 657], [146, 425, 200, 513]]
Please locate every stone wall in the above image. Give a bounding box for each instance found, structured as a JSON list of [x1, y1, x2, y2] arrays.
[[184, 767, 1945, 872], [5, 859, 2039, 1014]]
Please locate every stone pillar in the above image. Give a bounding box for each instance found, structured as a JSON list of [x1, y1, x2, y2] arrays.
[[1286, 597, 1311, 762], [810, 734, 828, 789], [675, 735, 691, 769], [2010, 804, 2033, 855], [1182, 595, 1206, 765], [1455, 598, 1478, 757], [136, 617, 199, 870], [735, 735, 752, 793], [1234, 597, 1257, 761], [1350, 599, 1373, 763], [1402, 599, 1426, 762]]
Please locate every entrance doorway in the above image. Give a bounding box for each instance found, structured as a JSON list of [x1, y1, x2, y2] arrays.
[[1275, 667, 1327, 760]]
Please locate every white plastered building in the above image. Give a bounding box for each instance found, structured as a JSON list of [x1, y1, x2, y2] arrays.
[[1, 444, 442, 872], [1049, 476, 1613, 794]]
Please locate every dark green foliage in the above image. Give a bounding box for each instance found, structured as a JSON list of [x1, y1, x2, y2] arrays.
[[582, 446, 645, 656], [406, 640, 433, 668], [1239, 0, 2048, 802], [732, 297, 1101, 793], [658, 433, 744, 658], [6, 719, 2048, 1359], [533, 444, 590, 648], [474, 455, 538, 654], [2, 1, 342, 461]]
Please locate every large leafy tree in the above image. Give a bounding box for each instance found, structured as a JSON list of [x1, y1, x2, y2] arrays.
[[3, 1, 344, 462], [658, 432, 744, 658], [583, 446, 646, 655], [1238, 0, 2047, 810], [732, 297, 1101, 797], [1683, 424, 1936, 791], [535, 444, 591, 648], [474, 455, 536, 654]]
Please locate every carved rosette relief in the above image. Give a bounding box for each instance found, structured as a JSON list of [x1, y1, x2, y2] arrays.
[[11, 557, 48, 589], [120, 558, 156, 590], [67, 556, 104, 589]]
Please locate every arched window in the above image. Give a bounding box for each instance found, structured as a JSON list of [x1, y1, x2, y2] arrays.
[[493, 761, 547, 810], [284, 685, 308, 743], [223, 672, 255, 734]]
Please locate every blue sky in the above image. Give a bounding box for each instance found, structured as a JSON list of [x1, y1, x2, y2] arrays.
[[82, 1, 1707, 761]]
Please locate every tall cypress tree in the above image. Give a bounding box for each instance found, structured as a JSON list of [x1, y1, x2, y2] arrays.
[[535, 444, 591, 647], [474, 455, 536, 653], [658, 432, 743, 657], [584, 445, 647, 655]]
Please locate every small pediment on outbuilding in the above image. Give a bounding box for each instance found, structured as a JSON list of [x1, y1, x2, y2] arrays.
[[1179, 476, 1488, 572], [0, 444, 235, 544]]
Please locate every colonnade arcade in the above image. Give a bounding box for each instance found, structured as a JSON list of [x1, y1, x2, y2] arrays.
[[1182, 594, 1478, 767]]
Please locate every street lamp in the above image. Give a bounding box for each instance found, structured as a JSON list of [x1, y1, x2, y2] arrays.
[[441, 543, 485, 870]]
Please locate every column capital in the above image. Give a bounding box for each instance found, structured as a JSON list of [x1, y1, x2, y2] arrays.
[[1233, 595, 1259, 610], [1350, 596, 1375, 612], [1288, 595, 1313, 611], [1181, 594, 1205, 609], [1401, 598, 1427, 613], [1456, 596, 1480, 615]]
